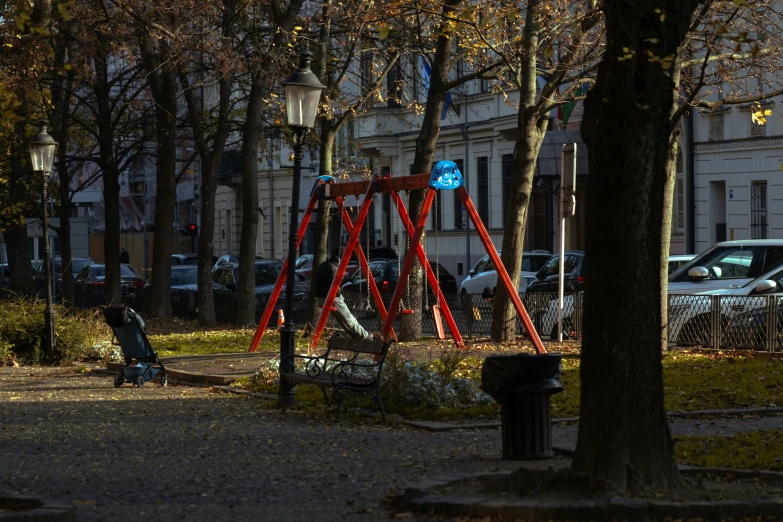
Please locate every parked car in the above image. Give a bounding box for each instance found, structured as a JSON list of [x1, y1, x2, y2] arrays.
[[172, 254, 199, 266], [3, 263, 51, 298], [342, 259, 458, 296], [295, 254, 314, 280], [668, 264, 783, 347], [668, 254, 695, 275], [53, 257, 95, 280], [724, 296, 783, 350], [132, 265, 199, 317], [210, 260, 308, 323], [526, 251, 585, 294], [213, 254, 266, 271], [460, 250, 553, 295], [73, 264, 145, 308], [668, 240, 783, 294], [343, 247, 399, 282]]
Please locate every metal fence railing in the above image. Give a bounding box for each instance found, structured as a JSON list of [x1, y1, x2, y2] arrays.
[[334, 292, 783, 352], [336, 291, 583, 341]]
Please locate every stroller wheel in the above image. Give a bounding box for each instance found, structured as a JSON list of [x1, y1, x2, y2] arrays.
[[114, 375, 124, 388], [136, 376, 145, 388], [160, 372, 168, 387]]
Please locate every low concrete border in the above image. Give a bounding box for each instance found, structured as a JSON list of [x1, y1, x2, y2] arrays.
[[396, 468, 783, 521], [0, 495, 76, 522]]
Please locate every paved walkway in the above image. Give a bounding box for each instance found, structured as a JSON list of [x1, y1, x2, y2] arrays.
[[2, 365, 782, 522]]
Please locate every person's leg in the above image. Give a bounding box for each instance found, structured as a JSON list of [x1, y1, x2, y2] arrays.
[[332, 294, 371, 339]]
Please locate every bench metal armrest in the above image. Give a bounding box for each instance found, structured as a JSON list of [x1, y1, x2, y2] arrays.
[[281, 353, 332, 379]]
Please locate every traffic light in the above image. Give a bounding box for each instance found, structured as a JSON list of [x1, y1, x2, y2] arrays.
[[187, 223, 198, 238]]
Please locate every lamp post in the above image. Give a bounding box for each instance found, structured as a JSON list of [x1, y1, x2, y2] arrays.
[[279, 49, 325, 409], [28, 126, 58, 360]]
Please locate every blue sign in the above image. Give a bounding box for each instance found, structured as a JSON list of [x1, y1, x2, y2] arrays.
[[429, 160, 464, 190]]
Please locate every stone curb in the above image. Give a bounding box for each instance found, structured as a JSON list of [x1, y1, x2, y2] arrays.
[[0, 495, 76, 522], [396, 469, 783, 521]]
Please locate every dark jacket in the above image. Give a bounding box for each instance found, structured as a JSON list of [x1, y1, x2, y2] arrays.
[[119, 251, 130, 264], [313, 255, 340, 298]]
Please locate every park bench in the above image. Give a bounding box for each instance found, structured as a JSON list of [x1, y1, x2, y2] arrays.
[[280, 336, 392, 421]]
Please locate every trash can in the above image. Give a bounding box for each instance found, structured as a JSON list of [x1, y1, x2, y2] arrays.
[[481, 353, 563, 460]]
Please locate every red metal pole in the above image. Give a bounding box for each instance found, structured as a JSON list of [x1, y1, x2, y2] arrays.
[[338, 197, 396, 341], [456, 187, 546, 354], [309, 181, 378, 350], [249, 188, 321, 352], [381, 188, 436, 341], [390, 191, 464, 349]]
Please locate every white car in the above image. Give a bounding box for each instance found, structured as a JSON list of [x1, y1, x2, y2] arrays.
[[668, 255, 695, 275], [460, 251, 552, 295], [668, 240, 783, 295], [668, 264, 783, 346]]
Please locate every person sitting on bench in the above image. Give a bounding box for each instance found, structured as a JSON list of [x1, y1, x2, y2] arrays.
[[313, 248, 372, 340]]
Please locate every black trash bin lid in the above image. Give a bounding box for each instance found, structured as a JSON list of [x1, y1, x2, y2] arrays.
[[481, 353, 563, 398]]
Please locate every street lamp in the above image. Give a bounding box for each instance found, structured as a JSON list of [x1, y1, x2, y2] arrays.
[[28, 125, 58, 360], [279, 49, 325, 409]]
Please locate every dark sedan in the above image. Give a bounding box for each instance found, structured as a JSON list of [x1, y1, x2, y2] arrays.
[[526, 251, 586, 294], [133, 265, 199, 317], [73, 264, 145, 308], [724, 299, 783, 350], [211, 260, 308, 323], [342, 259, 458, 296]]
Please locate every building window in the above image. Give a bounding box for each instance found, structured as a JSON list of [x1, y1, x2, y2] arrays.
[[361, 52, 374, 109], [387, 59, 402, 108], [502, 154, 514, 223], [453, 159, 464, 230], [480, 78, 489, 93], [477, 156, 489, 227], [751, 181, 768, 239], [708, 114, 724, 141], [673, 150, 685, 235]]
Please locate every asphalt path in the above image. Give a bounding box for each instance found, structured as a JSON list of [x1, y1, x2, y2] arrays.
[[2, 367, 781, 521]]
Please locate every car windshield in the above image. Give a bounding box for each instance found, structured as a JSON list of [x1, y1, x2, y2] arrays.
[[171, 269, 198, 285], [295, 257, 309, 269], [72, 260, 93, 274], [255, 263, 282, 285], [92, 265, 137, 278], [183, 257, 199, 265], [522, 255, 550, 273], [538, 255, 581, 277]]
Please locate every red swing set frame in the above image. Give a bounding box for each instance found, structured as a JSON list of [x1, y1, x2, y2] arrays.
[[248, 172, 546, 355]]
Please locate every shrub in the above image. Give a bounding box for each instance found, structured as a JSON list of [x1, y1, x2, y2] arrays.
[[0, 298, 113, 365]]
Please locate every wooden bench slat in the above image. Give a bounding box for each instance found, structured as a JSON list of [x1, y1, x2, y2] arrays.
[[328, 337, 386, 355]]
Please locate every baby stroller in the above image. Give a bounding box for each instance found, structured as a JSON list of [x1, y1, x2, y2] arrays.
[[104, 306, 167, 388]]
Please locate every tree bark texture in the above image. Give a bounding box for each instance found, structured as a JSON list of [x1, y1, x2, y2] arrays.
[[50, 34, 75, 306], [491, 118, 546, 341], [144, 40, 178, 319], [3, 122, 34, 297], [491, 0, 547, 342], [306, 125, 335, 328], [400, 0, 460, 342], [571, 0, 700, 492], [236, 76, 264, 326], [95, 53, 123, 307]]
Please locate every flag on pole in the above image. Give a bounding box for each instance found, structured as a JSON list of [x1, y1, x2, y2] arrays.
[[441, 92, 452, 120], [420, 56, 431, 93]]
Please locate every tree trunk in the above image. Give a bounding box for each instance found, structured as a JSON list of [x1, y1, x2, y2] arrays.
[[399, 0, 460, 341], [491, 116, 546, 341], [50, 39, 75, 306], [145, 48, 178, 319], [571, 0, 698, 492], [306, 125, 335, 327], [236, 77, 264, 326], [4, 123, 34, 296], [103, 168, 122, 307]]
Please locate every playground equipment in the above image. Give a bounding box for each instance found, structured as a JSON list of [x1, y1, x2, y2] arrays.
[[248, 162, 546, 354]]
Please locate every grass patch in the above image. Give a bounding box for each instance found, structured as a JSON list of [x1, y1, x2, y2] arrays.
[[146, 322, 312, 357], [675, 430, 783, 471]]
